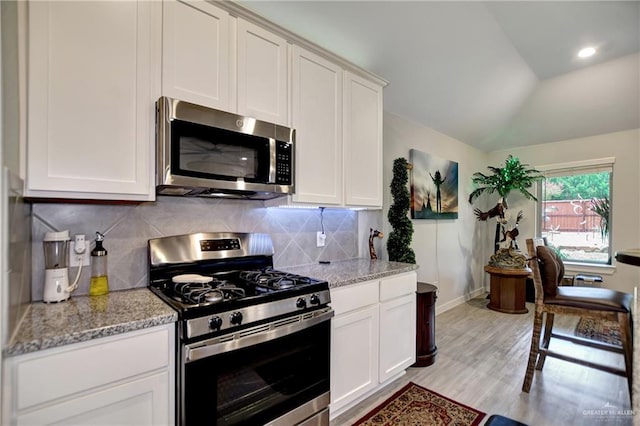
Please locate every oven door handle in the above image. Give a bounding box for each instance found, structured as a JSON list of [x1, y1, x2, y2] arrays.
[[184, 307, 334, 362]]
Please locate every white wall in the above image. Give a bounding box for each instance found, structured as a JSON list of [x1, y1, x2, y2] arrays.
[[488, 129, 640, 294], [383, 111, 489, 311]]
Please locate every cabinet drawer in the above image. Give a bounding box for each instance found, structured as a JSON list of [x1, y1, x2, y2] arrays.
[[15, 326, 170, 410], [16, 371, 170, 426], [330, 280, 378, 315], [379, 272, 417, 302]]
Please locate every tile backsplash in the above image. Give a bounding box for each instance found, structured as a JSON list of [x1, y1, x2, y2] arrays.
[[32, 197, 380, 301]]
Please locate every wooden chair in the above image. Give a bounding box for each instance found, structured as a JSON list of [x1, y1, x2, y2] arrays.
[[522, 238, 633, 400]]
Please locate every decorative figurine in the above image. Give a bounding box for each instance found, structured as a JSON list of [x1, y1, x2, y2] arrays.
[[369, 228, 384, 260]]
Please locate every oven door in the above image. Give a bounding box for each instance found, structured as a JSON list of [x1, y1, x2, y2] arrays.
[[182, 308, 332, 426]]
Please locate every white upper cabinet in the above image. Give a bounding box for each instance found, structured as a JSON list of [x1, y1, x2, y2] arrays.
[[236, 18, 289, 126], [291, 46, 343, 205], [162, 0, 232, 111], [26, 1, 160, 201], [162, 2, 289, 126], [23, 0, 382, 203], [343, 72, 383, 208], [288, 52, 385, 208]]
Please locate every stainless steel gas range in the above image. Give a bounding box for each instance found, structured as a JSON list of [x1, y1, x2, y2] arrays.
[[148, 232, 332, 426]]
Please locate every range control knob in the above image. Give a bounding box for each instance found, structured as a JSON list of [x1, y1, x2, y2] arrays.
[[296, 297, 307, 309], [208, 316, 223, 331], [229, 312, 243, 326], [309, 294, 321, 305]]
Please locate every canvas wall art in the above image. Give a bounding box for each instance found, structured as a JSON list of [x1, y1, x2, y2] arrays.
[[410, 149, 458, 219]]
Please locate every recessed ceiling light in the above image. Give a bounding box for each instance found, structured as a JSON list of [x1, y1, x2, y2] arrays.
[[577, 46, 597, 58]]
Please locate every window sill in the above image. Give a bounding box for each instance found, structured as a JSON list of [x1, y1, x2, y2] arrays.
[[563, 261, 616, 276]]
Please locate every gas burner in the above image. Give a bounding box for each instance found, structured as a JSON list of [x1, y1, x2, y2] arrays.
[[173, 282, 224, 305], [214, 281, 246, 299], [172, 274, 245, 305], [240, 269, 314, 290]]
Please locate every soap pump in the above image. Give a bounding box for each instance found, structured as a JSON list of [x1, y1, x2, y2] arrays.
[[89, 232, 109, 296]]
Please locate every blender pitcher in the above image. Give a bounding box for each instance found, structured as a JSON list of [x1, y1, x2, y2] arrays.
[[43, 230, 82, 302], [43, 231, 70, 302]]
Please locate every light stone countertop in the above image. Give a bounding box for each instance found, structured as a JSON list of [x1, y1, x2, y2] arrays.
[[4, 260, 415, 357], [4, 288, 177, 357], [280, 258, 418, 288]]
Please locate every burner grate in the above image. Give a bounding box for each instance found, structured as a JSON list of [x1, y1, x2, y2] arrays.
[[175, 283, 224, 305], [172, 276, 246, 306], [239, 269, 315, 290]]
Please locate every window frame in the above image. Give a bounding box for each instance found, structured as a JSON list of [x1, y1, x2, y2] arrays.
[[535, 157, 615, 267]]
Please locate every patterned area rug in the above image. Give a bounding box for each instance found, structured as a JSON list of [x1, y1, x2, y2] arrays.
[[353, 382, 486, 426], [574, 317, 622, 346]]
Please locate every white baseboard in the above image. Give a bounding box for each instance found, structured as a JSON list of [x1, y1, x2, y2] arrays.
[[435, 287, 486, 315]]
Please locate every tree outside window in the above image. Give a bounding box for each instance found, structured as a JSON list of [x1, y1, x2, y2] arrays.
[[539, 169, 612, 265]]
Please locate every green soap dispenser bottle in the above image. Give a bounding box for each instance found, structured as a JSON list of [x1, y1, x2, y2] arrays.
[[89, 232, 109, 296]]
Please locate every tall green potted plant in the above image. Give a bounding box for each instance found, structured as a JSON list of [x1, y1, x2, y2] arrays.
[[387, 158, 416, 264], [469, 155, 544, 256]]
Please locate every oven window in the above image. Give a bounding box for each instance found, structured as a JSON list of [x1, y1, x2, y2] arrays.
[[171, 120, 271, 183], [184, 320, 330, 426]]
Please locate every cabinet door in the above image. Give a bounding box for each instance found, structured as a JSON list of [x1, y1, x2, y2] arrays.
[[6, 325, 174, 426], [343, 72, 383, 207], [291, 46, 343, 205], [16, 371, 170, 426], [237, 18, 288, 126], [162, 0, 232, 110], [330, 305, 378, 414], [379, 293, 416, 383], [27, 1, 159, 201]]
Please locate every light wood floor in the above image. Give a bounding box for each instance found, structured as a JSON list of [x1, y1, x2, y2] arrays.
[[331, 295, 632, 426]]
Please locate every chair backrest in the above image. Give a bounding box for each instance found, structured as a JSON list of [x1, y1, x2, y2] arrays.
[[526, 238, 565, 305], [526, 238, 546, 305]]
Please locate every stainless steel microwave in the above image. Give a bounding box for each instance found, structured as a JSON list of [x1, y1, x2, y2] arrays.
[[156, 97, 295, 200]]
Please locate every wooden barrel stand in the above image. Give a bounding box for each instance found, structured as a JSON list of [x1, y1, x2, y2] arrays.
[[484, 265, 531, 314]]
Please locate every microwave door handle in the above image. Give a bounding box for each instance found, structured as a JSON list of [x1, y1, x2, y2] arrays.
[[269, 138, 276, 184]]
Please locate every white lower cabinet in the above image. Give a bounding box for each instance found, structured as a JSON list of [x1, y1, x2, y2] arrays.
[[379, 294, 416, 382], [331, 301, 379, 413], [14, 372, 168, 426], [3, 324, 175, 426], [329, 272, 416, 419]]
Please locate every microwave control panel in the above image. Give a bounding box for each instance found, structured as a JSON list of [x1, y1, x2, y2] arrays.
[[275, 141, 293, 185]]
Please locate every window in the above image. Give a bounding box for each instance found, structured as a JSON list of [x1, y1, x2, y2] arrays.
[[537, 159, 614, 265]]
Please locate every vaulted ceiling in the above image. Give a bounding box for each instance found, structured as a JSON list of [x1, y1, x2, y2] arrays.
[[239, 1, 640, 152]]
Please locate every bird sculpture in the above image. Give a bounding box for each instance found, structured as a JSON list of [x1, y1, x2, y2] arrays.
[[473, 202, 505, 222], [499, 210, 524, 250], [369, 228, 384, 260]]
